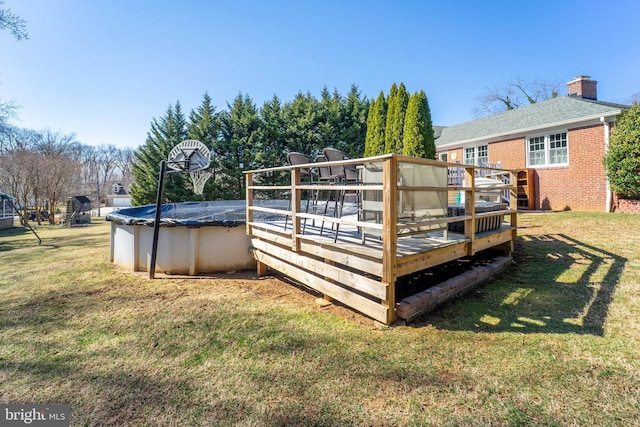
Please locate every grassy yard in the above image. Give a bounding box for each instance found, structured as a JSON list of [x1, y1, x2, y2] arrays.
[[1, 212, 639, 426]]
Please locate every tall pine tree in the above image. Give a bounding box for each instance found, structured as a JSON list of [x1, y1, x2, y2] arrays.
[[217, 93, 260, 199], [385, 83, 409, 154], [384, 83, 398, 154], [130, 102, 189, 205], [364, 97, 377, 157], [364, 90, 387, 157], [283, 91, 321, 155], [187, 92, 220, 200], [402, 90, 435, 159], [318, 86, 342, 151], [339, 85, 368, 158], [421, 90, 436, 159], [255, 95, 288, 186]]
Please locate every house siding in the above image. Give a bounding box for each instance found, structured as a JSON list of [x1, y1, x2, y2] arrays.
[[434, 91, 626, 212], [615, 197, 640, 214], [502, 124, 606, 211], [575, 124, 608, 211], [488, 137, 525, 169], [437, 123, 607, 212], [438, 148, 463, 164]]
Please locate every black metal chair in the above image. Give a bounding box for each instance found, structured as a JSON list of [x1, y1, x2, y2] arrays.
[[284, 152, 313, 232], [312, 155, 332, 225], [321, 147, 361, 242]]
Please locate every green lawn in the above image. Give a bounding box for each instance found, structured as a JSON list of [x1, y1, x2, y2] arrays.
[[1, 213, 639, 426]]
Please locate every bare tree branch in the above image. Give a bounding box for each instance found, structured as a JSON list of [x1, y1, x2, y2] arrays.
[[0, 0, 28, 41], [474, 77, 561, 117]]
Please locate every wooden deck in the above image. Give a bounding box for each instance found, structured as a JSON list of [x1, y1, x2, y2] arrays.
[[245, 154, 518, 325]]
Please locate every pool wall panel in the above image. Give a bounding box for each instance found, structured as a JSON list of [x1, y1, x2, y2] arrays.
[[111, 223, 255, 274], [196, 227, 256, 273]]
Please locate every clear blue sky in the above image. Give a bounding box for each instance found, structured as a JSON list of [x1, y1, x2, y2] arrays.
[[2, 0, 640, 149]]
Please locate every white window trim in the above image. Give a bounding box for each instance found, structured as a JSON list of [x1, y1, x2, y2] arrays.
[[463, 144, 489, 166], [526, 131, 569, 168]]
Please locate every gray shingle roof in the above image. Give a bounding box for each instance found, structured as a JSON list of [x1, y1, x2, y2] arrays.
[[436, 96, 628, 147]]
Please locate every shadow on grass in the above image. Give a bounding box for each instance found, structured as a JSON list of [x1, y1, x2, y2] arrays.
[[0, 281, 378, 425], [0, 226, 40, 250], [0, 354, 252, 425], [412, 234, 626, 336], [1, 223, 108, 251]]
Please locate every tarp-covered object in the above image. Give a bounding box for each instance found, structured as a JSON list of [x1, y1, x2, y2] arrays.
[[71, 195, 92, 213], [106, 200, 287, 228]]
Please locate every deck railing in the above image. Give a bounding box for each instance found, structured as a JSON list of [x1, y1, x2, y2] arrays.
[[245, 154, 518, 324], [246, 155, 517, 247]]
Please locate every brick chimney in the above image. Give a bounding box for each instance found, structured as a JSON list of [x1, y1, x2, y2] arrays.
[[567, 75, 597, 100]]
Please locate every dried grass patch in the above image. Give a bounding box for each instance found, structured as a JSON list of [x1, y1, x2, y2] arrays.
[[1, 214, 640, 425]]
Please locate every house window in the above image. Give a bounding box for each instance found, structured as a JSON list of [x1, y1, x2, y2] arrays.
[[464, 145, 488, 165], [549, 133, 568, 164], [439, 153, 448, 162], [527, 132, 568, 167], [528, 136, 546, 166], [464, 147, 475, 165], [477, 145, 488, 165]]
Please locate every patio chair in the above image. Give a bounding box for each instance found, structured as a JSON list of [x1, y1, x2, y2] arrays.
[[284, 152, 313, 232], [313, 155, 333, 225], [321, 147, 361, 242]]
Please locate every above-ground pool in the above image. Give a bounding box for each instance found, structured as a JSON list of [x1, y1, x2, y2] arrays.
[[107, 200, 280, 275]]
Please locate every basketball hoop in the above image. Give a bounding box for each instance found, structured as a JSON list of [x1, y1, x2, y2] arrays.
[[167, 140, 211, 173], [150, 139, 211, 279], [190, 170, 212, 195]]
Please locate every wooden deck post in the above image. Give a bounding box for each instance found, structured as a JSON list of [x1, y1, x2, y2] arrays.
[[508, 170, 519, 254], [381, 157, 398, 325], [291, 167, 301, 252], [246, 172, 254, 236], [246, 171, 267, 276], [324, 258, 335, 303], [464, 167, 476, 256]]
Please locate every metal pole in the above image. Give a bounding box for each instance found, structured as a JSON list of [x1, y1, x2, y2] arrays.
[[149, 160, 166, 279], [96, 171, 101, 218]]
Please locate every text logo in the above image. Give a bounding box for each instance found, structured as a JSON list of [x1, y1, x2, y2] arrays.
[[1, 405, 69, 426]]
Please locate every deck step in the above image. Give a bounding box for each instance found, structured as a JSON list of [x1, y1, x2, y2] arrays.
[[395, 256, 513, 321]]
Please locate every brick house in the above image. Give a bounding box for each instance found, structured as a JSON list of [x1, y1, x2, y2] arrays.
[[435, 76, 628, 212]]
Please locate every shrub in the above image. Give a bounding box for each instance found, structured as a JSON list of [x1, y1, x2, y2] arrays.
[[605, 102, 640, 198]]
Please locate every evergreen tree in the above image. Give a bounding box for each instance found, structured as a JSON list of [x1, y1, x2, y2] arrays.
[[256, 95, 288, 186], [187, 92, 220, 200], [217, 93, 260, 199], [318, 86, 342, 151], [384, 83, 398, 154], [422, 90, 436, 159], [282, 91, 321, 155], [604, 102, 640, 197], [130, 102, 189, 205], [392, 83, 410, 154], [402, 90, 435, 159], [402, 92, 420, 157], [364, 90, 386, 157], [338, 85, 368, 158], [162, 102, 190, 201], [364, 97, 377, 157]]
